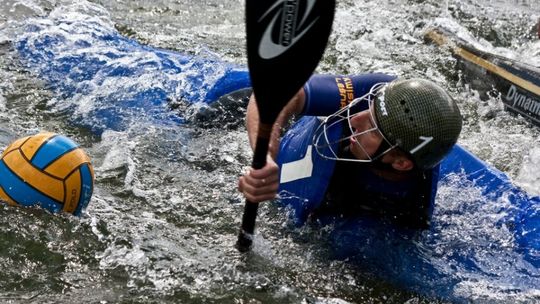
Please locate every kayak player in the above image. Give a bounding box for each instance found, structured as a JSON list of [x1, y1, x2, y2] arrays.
[[238, 74, 463, 229]]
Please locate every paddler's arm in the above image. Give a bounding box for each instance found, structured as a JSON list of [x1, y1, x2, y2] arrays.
[[245, 89, 306, 158], [239, 89, 306, 203]]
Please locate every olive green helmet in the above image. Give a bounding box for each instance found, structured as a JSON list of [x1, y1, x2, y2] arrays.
[[373, 79, 462, 170]]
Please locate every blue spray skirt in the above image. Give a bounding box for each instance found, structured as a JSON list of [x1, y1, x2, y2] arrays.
[[15, 12, 539, 303]]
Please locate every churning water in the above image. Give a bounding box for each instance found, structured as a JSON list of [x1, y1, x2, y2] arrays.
[[0, 0, 539, 303]]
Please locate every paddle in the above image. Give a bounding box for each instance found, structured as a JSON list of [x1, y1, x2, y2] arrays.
[[236, 0, 335, 252]]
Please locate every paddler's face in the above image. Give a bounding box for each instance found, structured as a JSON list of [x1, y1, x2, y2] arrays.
[[348, 109, 385, 160]]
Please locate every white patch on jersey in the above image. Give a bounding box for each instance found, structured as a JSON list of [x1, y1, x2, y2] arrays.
[[280, 145, 314, 183]]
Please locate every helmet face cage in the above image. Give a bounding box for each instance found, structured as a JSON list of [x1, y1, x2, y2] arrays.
[[312, 82, 397, 163]]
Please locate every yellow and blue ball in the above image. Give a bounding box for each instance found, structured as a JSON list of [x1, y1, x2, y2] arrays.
[[0, 132, 94, 215]]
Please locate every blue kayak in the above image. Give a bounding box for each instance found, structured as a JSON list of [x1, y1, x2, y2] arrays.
[[313, 144, 540, 302], [16, 13, 251, 134], [15, 13, 539, 303]]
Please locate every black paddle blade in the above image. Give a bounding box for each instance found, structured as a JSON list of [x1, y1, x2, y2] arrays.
[[246, 0, 336, 125]]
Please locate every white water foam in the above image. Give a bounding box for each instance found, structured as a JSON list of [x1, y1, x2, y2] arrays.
[[516, 145, 540, 196]]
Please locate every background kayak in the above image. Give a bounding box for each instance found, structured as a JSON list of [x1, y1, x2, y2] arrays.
[[0, 1, 539, 303], [424, 26, 540, 127]]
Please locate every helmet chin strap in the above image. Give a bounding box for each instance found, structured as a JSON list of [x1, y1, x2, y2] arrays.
[[370, 137, 391, 162], [370, 154, 396, 172]]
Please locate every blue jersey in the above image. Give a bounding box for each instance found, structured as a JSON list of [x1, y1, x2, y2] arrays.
[[277, 73, 438, 228]]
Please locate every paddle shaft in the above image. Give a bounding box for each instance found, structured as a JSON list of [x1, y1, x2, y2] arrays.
[[236, 123, 272, 252]]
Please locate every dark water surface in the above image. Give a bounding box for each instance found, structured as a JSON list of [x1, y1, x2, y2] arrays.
[[0, 0, 539, 303]]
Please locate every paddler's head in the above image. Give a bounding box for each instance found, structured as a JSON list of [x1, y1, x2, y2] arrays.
[[313, 78, 463, 171]]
